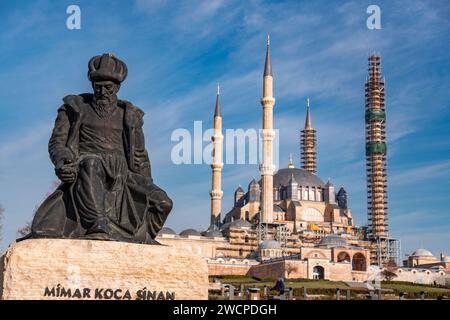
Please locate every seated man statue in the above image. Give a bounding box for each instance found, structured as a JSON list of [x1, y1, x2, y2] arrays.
[[30, 53, 172, 244]]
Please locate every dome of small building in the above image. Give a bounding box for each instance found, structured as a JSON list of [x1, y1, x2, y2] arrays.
[[259, 240, 282, 250], [158, 227, 177, 235], [179, 228, 201, 237], [317, 234, 347, 247], [229, 219, 253, 229], [272, 168, 324, 188], [202, 230, 224, 238], [219, 222, 231, 231], [411, 248, 434, 257]]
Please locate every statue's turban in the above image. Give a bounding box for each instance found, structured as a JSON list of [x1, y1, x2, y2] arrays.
[[88, 53, 128, 84]]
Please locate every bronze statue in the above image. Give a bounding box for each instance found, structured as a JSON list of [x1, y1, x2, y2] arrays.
[[30, 53, 172, 244]]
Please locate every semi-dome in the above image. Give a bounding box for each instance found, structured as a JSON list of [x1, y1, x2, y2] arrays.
[[411, 248, 434, 257], [317, 234, 347, 247], [273, 168, 324, 188], [259, 240, 282, 250], [229, 219, 252, 229], [273, 204, 285, 213], [158, 227, 176, 235], [179, 228, 201, 237], [202, 230, 224, 238]]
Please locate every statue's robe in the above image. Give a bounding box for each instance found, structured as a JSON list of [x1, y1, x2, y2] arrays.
[[31, 94, 172, 244]]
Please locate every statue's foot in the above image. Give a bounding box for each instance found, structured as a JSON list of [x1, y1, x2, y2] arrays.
[[83, 232, 110, 240], [86, 218, 109, 235]]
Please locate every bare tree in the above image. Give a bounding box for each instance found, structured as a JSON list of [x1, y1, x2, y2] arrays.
[[381, 260, 398, 281], [285, 263, 298, 278], [17, 221, 31, 238], [381, 269, 398, 281], [0, 205, 5, 241]]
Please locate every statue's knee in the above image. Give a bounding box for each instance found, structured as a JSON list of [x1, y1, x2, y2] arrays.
[[81, 157, 101, 172], [160, 197, 173, 215], [151, 191, 172, 215]]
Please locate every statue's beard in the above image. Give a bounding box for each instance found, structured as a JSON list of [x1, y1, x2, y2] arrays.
[[93, 94, 117, 118]]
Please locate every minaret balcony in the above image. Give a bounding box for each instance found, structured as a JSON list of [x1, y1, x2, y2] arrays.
[[260, 97, 275, 105]]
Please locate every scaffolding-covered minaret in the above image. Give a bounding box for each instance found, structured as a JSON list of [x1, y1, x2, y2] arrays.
[[301, 97, 317, 174], [365, 54, 387, 238], [365, 54, 399, 265]]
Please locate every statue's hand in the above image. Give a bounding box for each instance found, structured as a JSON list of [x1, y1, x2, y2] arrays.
[[55, 159, 78, 183]]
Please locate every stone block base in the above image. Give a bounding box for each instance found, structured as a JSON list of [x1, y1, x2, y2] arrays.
[[0, 239, 208, 300]]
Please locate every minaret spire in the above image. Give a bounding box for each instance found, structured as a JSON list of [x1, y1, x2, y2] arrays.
[[288, 153, 295, 169], [214, 83, 221, 117], [301, 97, 317, 174], [305, 97, 312, 129], [260, 34, 276, 224], [263, 33, 272, 77], [210, 85, 224, 229]]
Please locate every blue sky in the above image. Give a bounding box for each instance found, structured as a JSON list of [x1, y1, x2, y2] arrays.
[[0, 0, 449, 259]]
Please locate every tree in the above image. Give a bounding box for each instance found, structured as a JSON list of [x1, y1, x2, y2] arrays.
[[0, 205, 4, 241], [381, 269, 398, 282], [17, 221, 31, 238], [285, 263, 298, 278]]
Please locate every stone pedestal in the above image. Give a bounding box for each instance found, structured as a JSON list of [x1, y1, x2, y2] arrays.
[[0, 239, 208, 300]]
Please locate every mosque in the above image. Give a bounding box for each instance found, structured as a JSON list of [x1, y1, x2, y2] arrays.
[[157, 37, 449, 285]]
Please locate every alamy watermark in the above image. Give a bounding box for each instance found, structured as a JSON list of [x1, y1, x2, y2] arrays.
[[170, 121, 280, 167], [367, 5, 381, 30], [66, 5, 81, 30]]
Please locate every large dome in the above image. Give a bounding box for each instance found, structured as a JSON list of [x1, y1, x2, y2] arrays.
[[229, 219, 253, 229], [411, 248, 434, 257], [273, 168, 324, 188]]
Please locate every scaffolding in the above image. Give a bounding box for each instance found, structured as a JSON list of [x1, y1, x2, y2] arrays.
[[275, 224, 290, 250], [256, 222, 268, 244], [365, 54, 388, 239], [370, 236, 401, 266]]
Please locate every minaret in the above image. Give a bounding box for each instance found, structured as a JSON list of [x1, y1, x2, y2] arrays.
[[365, 54, 388, 238], [210, 84, 224, 229], [260, 34, 276, 224], [301, 97, 317, 174]]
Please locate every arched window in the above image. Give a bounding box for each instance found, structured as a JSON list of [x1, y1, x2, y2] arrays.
[[337, 252, 351, 263], [352, 253, 367, 271], [308, 187, 315, 201], [302, 188, 308, 200], [239, 249, 243, 257], [303, 207, 323, 222]]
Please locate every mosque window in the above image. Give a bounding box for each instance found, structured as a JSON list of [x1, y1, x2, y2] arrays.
[[309, 188, 315, 201], [239, 249, 243, 257], [244, 235, 249, 243], [317, 190, 322, 202], [302, 188, 308, 200]]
